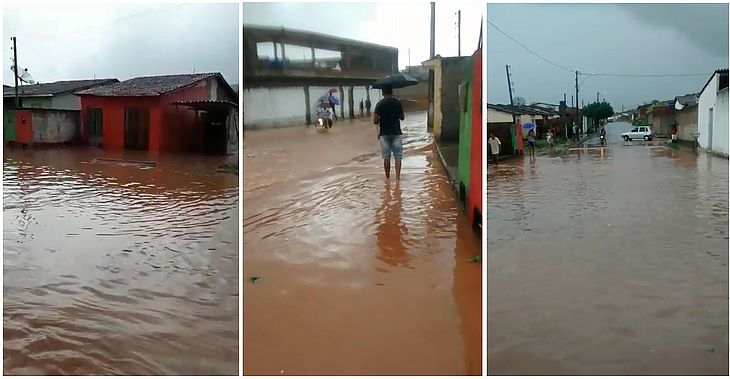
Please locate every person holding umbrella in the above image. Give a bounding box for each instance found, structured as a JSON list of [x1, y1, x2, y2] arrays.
[[373, 85, 404, 180], [371, 73, 417, 181]]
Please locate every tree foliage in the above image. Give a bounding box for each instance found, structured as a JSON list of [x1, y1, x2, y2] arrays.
[[583, 101, 614, 121]]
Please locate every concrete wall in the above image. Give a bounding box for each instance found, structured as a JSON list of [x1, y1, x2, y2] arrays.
[[698, 74, 729, 155], [243, 85, 373, 128], [31, 109, 80, 143], [244, 87, 307, 127], [713, 89, 729, 155], [675, 107, 697, 141], [227, 108, 239, 155], [50, 94, 82, 110], [486, 108, 513, 123], [19, 97, 51, 109], [439, 60, 464, 143]]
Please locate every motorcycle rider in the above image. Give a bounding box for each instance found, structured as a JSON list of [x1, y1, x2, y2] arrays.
[[600, 126, 606, 145]]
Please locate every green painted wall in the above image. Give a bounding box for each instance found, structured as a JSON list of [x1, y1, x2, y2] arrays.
[[4, 109, 15, 142]]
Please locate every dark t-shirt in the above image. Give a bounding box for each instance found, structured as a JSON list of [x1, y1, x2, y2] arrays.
[[374, 97, 403, 137]]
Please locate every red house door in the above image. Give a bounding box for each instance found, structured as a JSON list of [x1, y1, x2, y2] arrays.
[[15, 110, 33, 145], [124, 107, 150, 150]]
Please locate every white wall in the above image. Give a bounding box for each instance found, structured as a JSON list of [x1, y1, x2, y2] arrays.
[[243, 87, 307, 127], [698, 74, 729, 155], [714, 89, 729, 155], [50, 94, 82, 110], [487, 108, 513, 123], [369, 88, 384, 106], [353, 86, 368, 116]]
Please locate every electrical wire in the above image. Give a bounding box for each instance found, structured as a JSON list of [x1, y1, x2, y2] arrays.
[[488, 19, 714, 79], [487, 20, 575, 73]]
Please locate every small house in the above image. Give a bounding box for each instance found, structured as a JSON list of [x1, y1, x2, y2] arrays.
[[77, 73, 238, 155], [673, 94, 698, 142], [3, 79, 118, 145], [697, 68, 729, 155]]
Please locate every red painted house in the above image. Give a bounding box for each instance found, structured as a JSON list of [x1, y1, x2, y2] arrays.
[[77, 73, 237, 154]]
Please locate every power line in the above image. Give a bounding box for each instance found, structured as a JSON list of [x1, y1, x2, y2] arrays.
[[487, 19, 575, 73], [586, 72, 710, 78], [11, 4, 187, 41], [487, 19, 713, 79]]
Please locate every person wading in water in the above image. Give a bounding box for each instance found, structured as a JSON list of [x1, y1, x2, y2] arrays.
[[373, 86, 404, 180]]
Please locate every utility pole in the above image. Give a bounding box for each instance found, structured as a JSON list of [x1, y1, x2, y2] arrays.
[[11, 36, 19, 108], [430, 3, 435, 58], [575, 70, 580, 137], [457, 10, 461, 57], [596, 91, 599, 103], [408, 48, 411, 73], [427, 2, 436, 132], [506, 65, 516, 124], [571, 95, 574, 108]]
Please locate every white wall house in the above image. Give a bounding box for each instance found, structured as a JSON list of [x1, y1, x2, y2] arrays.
[[697, 69, 729, 156]]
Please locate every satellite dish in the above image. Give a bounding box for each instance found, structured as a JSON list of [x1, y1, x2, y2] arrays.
[[19, 69, 35, 85], [514, 96, 526, 106]]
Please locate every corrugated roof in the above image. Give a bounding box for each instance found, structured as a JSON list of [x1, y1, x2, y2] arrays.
[[487, 103, 558, 116], [3, 79, 118, 98], [77, 73, 234, 97]]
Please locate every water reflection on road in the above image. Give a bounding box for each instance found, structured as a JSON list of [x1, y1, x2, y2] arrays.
[[243, 113, 482, 375], [3, 148, 239, 375], [487, 122, 728, 375]]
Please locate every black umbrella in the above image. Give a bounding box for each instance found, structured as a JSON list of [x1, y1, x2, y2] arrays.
[[372, 73, 419, 89]]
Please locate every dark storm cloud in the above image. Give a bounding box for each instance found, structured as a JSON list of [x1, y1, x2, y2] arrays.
[[3, 3, 239, 86], [617, 3, 729, 58], [487, 3, 728, 109]]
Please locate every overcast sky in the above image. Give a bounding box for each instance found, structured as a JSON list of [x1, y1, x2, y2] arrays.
[[243, 2, 484, 69], [3, 3, 239, 86], [487, 3, 729, 110]]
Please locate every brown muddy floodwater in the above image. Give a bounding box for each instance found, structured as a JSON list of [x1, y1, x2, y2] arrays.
[[3, 148, 239, 375], [243, 113, 482, 375], [487, 122, 728, 375]]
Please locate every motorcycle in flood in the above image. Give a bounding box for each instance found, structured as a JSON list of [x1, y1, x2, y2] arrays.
[[600, 134, 606, 146], [316, 105, 333, 129]]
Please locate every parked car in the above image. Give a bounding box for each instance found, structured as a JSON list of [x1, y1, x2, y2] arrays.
[[622, 126, 653, 141]]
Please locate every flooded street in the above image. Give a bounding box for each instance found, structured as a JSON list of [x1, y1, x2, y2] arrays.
[[3, 148, 239, 375], [487, 121, 729, 375], [243, 113, 482, 375]]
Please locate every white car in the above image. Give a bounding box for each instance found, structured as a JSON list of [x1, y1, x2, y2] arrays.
[[622, 126, 653, 141]]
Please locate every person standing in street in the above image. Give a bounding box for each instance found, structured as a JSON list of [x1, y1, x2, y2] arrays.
[[328, 91, 338, 120], [671, 122, 678, 143], [373, 86, 404, 180], [359, 99, 364, 117], [488, 133, 501, 165], [365, 98, 372, 116], [527, 128, 536, 158]]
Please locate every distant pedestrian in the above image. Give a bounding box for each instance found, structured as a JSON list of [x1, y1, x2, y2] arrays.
[[527, 128, 536, 158], [572, 123, 578, 142], [365, 98, 372, 116], [546, 130, 553, 148], [359, 99, 364, 117], [671, 122, 678, 143], [488, 133, 501, 165], [373, 86, 404, 180]]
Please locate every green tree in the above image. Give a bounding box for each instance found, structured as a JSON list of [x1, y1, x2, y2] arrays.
[[583, 101, 614, 129]]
